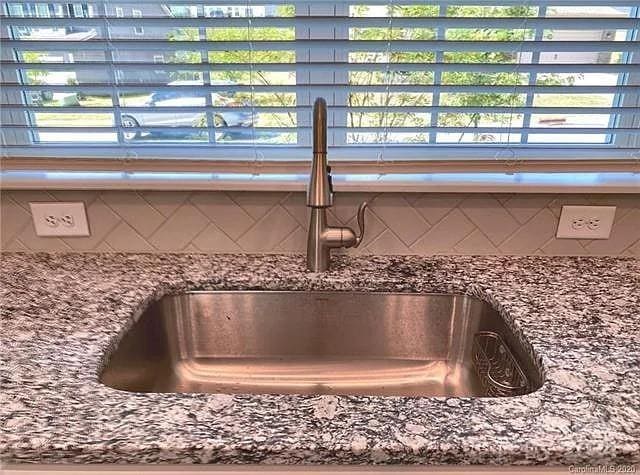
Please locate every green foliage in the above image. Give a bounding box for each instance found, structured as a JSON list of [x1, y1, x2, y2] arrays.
[[22, 51, 47, 85], [165, 4, 580, 142]]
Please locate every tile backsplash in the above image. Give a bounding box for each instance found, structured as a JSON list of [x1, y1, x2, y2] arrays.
[[1, 190, 638, 256]]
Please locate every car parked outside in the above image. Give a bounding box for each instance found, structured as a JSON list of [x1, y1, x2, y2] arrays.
[[121, 80, 253, 139]]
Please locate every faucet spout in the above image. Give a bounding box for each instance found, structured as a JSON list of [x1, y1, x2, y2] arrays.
[[307, 97, 332, 208], [306, 97, 368, 272]]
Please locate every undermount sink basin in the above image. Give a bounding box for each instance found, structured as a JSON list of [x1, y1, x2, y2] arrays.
[[100, 291, 543, 397]]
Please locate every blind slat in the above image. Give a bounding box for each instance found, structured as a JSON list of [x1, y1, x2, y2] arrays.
[[5, 105, 639, 115], [6, 61, 638, 74], [6, 39, 639, 53], [2, 83, 639, 95], [3, 0, 634, 5], [4, 15, 639, 29], [5, 125, 638, 134], [2, 0, 638, 162]]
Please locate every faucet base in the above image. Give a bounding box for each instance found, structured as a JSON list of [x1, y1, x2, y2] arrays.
[[307, 208, 330, 272]]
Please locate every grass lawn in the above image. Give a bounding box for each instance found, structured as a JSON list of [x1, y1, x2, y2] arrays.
[[534, 94, 614, 108]]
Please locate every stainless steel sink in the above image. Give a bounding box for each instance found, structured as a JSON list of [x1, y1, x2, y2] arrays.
[[100, 292, 543, 397]]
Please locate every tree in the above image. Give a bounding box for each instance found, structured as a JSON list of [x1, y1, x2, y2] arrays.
[[167, 5, 297, 141], [167, 4, 578, 144]]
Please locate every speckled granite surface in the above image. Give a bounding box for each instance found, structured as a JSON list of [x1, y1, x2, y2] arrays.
[[1, 252, 638, 466]]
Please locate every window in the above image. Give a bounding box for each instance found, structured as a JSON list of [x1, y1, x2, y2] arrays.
[[1, 1, 639, 172], [34, 4, 49, 18], [71, 4, 85, 18]]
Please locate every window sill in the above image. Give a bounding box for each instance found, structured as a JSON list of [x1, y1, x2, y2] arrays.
[[1, 171, 639, 193]]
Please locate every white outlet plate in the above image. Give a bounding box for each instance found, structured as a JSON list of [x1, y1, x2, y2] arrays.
[[29, 202, 90, 237], [556, 205, 616, 239]]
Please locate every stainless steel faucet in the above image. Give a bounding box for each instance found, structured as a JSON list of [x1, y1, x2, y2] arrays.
[[306, 97, 367, 272]]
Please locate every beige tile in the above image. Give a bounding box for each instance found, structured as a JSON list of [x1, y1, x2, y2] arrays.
[[140, 191, 190, 217], [104, 222, 154, 252], [280, 192, 310, 229], [1, 196, 31, 246], [347, 245, 372, 256], [62, 198, 121, 251], [369, 194, 429, 246], [499, 209, 557, 255], [50, 190, 99, 205], [148, 204, 209, 251], [454, 229, 499, 255], [547, 194, 592, 218], [589, 194, 639, 219], [2, 238, 28, 252], [101, 191, 164, 238], [494, 193, 514, 205], [91, 241, 115, 252], [586, 209, 640, 255], [504, 194, 554, 224], [16, 224, 73, 252], [541, 238, 588, 256], [627, 238, 640, 256], [412, 194, 466, 225], [367, 229, 412, 255], [274, 226, 307, 253], [7, 191, 54, 210], [403, 193, 423, 206], [411, 209, 475, 254], [227, 191, 286, 220], [237, 205, 298, 252], [190, 192, 254, 240], [345, 207, 387, 248], [459, 196, 520, 245], [181, 243, 202, 253], [192, 223, 242, 253], [331, 192, 376, 224]]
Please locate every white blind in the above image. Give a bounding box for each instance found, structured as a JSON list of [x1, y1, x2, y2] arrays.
[[1, 0, 639, 165]]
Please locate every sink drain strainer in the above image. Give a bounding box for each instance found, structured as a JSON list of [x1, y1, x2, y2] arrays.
[[473, 331, 530, 397]]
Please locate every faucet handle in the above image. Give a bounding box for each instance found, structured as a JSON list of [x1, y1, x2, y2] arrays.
[[353, 201, 368, 248]]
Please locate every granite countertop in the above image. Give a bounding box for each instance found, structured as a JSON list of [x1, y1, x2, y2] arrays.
[[1, 252, 639, 465]]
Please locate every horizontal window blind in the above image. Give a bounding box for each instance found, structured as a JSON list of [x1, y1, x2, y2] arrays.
[[1, 0, 639, 169]]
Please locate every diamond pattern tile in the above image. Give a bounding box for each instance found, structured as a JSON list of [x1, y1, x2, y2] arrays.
[[104, 222, 154, 252], [412, 193, 466, 225], [190, 192, 254, 240], [0, 195, 31, 246], [504, 194, 554, 225], [459, 195, 520, 245], [454, 229, 499, 255], [191, 223, 242, 253], [140, 191, 189, 217], [411, 209, 475, 254], [369, 194, 429, 246], [1, 191, 637, 256], [367, 229, 412, 255], [498, 209, 557, 255], [101, 191, 164, 238], [236, 205, 298, 252], [585, 209, 640, 255], [148, 203, 209, 251], [62, 198, 120, 251]]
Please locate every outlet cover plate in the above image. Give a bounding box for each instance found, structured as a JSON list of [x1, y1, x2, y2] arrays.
[[556, 205, 616, 239], [30, 202, 90, 237]]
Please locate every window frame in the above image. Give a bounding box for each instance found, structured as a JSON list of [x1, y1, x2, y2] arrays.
[[1, 1, 639, 190]]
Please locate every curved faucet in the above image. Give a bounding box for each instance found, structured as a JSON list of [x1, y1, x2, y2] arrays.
[[306, 97, 367, 272]]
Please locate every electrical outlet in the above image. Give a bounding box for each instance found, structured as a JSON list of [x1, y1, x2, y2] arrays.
[[29, 202, 90, 237], [556, 205, 615, 239]]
